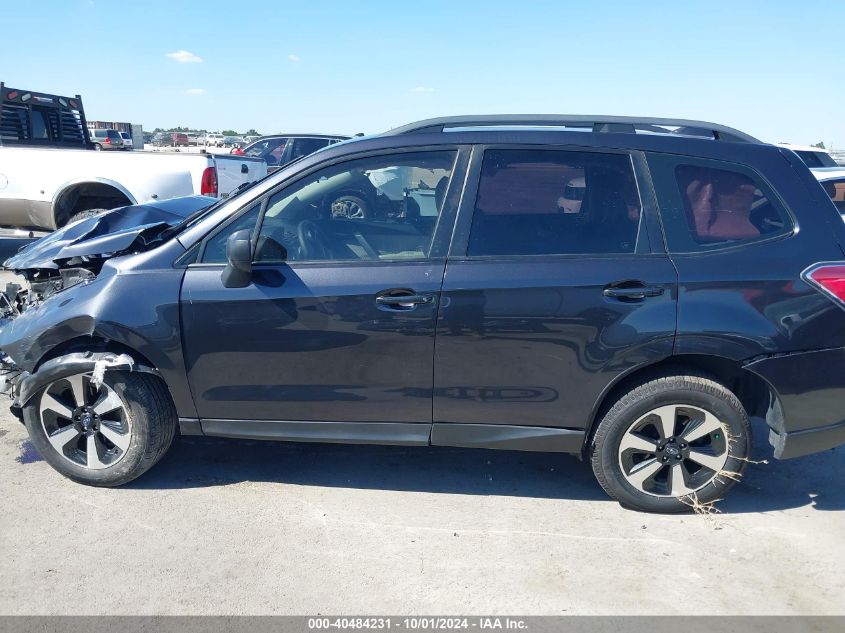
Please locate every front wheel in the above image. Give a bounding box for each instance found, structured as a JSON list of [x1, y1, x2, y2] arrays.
[[23, 371, 177, 486], [590, 374, 751, 513]]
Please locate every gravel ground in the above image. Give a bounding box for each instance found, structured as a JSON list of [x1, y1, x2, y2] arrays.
[[0, 270, 843, 615]]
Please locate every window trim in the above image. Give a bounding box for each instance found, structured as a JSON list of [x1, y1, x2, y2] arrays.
[[449, 144, 657, 259], [193, 146, 469, 266], [645, 152, 797, 255]]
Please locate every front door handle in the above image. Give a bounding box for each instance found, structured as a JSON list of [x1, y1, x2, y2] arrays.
[[375, 290, 435, 311], [603, 285, 665, 300]]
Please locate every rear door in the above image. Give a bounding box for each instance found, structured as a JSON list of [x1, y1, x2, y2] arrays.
[[432, 146, 678, 447]]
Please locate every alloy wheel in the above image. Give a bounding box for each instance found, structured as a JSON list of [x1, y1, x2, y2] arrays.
[[617, 404, 730, 498], [39, 374, 132, 470]]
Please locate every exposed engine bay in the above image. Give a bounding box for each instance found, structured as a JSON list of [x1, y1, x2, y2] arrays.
[[0, 195, 217, 409]]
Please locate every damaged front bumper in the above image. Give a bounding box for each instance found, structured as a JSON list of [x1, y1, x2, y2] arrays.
[[0, 351, 134, 421]]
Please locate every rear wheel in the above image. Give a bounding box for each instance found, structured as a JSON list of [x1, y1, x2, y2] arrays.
[[590, 374, 751, 512], [24, 371, 177, 486], [93, 144, 102, 151]]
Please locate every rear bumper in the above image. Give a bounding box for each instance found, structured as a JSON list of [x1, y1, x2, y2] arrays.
[[768, 420, 845, 459], [745, 347, 845, 459]]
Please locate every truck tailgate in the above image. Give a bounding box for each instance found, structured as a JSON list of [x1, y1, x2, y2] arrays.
[[214, 155, 267, 196]]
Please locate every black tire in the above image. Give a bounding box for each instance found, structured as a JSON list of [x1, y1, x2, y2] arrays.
[[590, 374, 751, 513], [24, 371, 177, 487], [93, 143, 102, 151], [67, 208, 108, 225], [328, 193, 370, 219]]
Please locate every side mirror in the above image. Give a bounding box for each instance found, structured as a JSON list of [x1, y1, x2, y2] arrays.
[[221, 229, 253, 288]]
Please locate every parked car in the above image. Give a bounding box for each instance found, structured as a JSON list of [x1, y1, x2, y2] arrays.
[[152, 132, 169, 147], [222, 135, 244, 148], [2, 114, 845, 513], [89, 128, 124, 151], [186, 133, 199, 146], [812, 167, 845, 214], [205, 133, 225, 147], [243, 134, 349, 172], [119, 131, 133, 150], [777, 143, 839, 168], [0, 85, 267, 229], [243, 135, 261, 144], [169, 132, 189, 147]]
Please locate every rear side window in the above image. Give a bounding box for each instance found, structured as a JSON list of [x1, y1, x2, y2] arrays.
[[821, 178, 845, 213], [795, 150, 837, 168], [290, 138, 331, 161], [467, 149, 643, 256], [647, 154, 793, 253]]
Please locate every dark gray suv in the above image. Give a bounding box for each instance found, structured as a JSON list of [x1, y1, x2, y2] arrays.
[[2, 115, 844, 513]]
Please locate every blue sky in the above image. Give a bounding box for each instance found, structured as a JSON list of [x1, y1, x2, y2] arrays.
[[2, 0, 843, 146]]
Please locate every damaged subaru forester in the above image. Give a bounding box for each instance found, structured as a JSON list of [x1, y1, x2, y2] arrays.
[[2, 115, 845, 513]]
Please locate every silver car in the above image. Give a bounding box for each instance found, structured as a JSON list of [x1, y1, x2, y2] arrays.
[[89, 129, 124, 151]]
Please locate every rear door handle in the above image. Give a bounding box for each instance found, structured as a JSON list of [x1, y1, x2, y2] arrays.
[[375, 291, 435, 311], [603, 285, 665, 299]]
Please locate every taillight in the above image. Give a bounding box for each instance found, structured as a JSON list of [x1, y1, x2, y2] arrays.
[[803, 263, 845, 305], [200, 166, 218, 196]]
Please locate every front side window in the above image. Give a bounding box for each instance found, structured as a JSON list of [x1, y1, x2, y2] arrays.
[[253, 151, 456, 263], [467, 149, 642, 256], [201, 203, 263, 263]]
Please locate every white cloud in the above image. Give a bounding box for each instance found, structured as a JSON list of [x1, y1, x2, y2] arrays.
[[167, 50, 203, 63], [410, 86, 434, 93], [184, 88, 207, 96], [288, 54, 301, 62]]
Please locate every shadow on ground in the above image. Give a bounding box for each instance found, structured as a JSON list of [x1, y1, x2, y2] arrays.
[[123, 420, 844, 514]]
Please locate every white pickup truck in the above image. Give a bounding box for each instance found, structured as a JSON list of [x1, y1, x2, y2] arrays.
[[0, 85, 266, 230]]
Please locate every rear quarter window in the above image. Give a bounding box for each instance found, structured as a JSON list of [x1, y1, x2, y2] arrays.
[[646, 154, 793, 252]]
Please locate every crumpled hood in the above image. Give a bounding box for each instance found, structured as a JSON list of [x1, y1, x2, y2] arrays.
[[3, 195, 216, 271]]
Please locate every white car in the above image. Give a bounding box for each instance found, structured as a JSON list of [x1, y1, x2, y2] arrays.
[[205, 133, 225, 147], [119, 131, 133, 150], [777, 143, 839, 168], [0, 87, 268, 229], [811, 167, 845, 215]]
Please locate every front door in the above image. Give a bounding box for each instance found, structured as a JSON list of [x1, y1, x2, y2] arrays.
[[433, 147, 677, 444], [181, 149, 464, 437]]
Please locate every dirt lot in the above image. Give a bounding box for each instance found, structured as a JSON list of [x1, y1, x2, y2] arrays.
[[0, 277, 843, 615]]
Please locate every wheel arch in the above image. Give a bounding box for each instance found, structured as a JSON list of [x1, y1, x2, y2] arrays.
[[582, 354, 780, 456], [13, 336, 171, 413], [51, 178, 136, 228]]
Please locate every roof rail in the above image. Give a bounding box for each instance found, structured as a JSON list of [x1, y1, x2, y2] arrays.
[[384, 115, 760, 143]]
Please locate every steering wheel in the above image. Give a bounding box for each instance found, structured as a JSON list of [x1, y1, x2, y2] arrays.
[[297, 220, 331, 261]]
